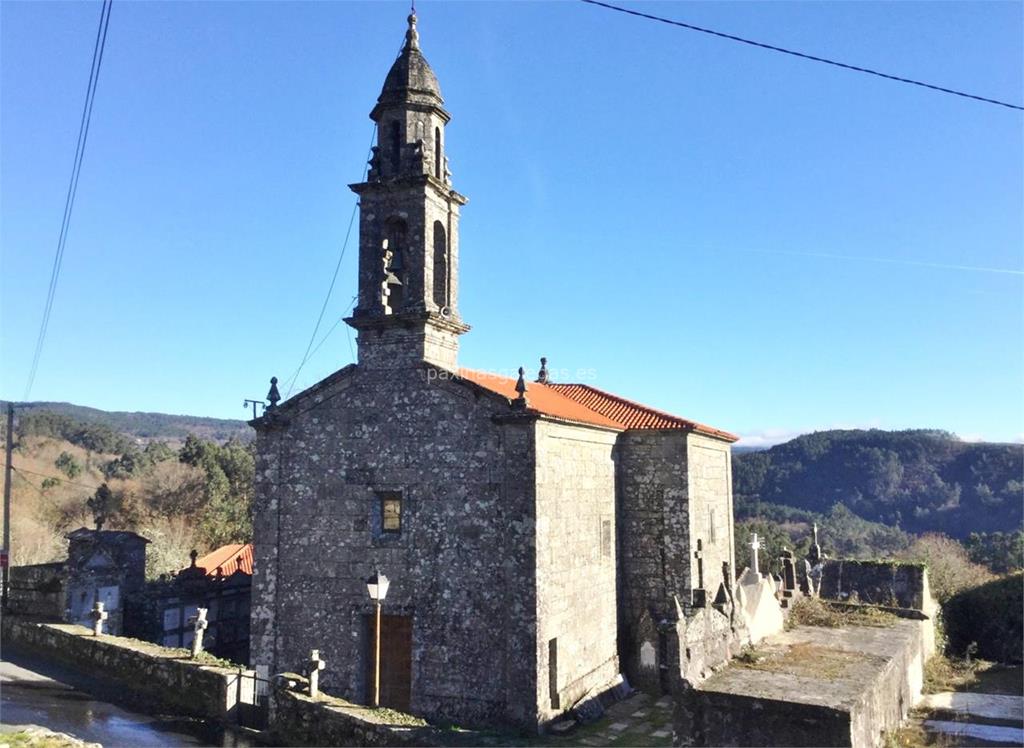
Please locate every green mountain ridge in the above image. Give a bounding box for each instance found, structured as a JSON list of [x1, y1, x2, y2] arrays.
[[733, 428, 1023, 539], [2, 400, 251, 443]]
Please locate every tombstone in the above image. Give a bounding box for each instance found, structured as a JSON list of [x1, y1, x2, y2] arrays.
[[780, 548, 796, 595], [307, 649, 326, 698], [90, 600, 108, 636], [188, 607, 209, 658]]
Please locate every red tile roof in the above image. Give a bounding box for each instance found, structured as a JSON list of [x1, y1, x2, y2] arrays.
[[549, 383, 739, 442], [456, 369, 737, 441], [192, 543, 253, 577], [457, 369, 622, 429]]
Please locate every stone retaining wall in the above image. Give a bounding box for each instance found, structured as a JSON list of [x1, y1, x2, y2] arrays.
[[7, 563, 65, 620], [1, 617, 254, 721], [269, 679, 443, 746]]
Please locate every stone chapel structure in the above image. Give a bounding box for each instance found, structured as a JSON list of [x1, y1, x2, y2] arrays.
[[250, 12, 746, 730]]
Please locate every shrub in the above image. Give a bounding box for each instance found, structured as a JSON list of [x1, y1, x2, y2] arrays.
[[943, 573, 1023, 663], [898, 533, 993, 603]]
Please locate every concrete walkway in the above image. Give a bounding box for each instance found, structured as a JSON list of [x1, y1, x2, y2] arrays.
[[919, 692, 1023, 723], [919, 691, 1024, 746], [555, 693, 673, 747]]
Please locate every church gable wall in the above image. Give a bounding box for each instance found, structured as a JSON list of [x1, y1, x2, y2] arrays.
[[250, 366, 537, 727], [533, 420, 619, 723], [686, 433, 736, 601]]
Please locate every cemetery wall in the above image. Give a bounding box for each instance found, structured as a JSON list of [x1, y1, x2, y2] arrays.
[[1, 617, 254, 721], [818, 560, 934, 613]]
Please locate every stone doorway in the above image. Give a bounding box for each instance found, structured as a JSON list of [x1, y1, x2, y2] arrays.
[[365, 613, 412, 712]]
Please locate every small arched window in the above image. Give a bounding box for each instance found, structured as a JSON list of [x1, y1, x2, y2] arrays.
[[434, 127, 442, 179], [390, 121, 401, 174], [432, 220, 447, 309]]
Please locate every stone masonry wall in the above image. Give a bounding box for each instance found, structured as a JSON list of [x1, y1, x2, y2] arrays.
[[251, 364, 538, 728], [7, 563, 65, 620], [2, 617, 254, 721], [615, 430, 689, 691], [534, 419, 619, 723], [685, 434, 736, 602]]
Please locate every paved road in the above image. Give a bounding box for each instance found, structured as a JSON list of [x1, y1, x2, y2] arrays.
[[1, 648, 251, 747]]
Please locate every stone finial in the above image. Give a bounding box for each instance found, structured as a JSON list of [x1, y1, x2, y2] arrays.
[[537, 357, 549, 384], [189, 549, 198, 568], [404, 11, 420, 52], [308, 649, 327, 698], [267, 377, 281, 410], [513, 367, 528, 410], [90, 600, 108, 636]]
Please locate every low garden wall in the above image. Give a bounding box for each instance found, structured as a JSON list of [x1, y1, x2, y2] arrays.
[[269, 676, 444, 747], [1, 616, 254, 721]]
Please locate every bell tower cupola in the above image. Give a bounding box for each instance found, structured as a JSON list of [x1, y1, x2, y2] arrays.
[[346, 12, 469, 371]]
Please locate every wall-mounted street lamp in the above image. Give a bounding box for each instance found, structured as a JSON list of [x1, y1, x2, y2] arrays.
[[366, 570, 390, 708]]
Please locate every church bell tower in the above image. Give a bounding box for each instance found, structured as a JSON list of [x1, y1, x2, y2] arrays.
[[346, 13, 469, 370]]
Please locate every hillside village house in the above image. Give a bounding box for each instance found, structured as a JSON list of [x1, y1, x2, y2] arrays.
[[250, 13, 745, 729]]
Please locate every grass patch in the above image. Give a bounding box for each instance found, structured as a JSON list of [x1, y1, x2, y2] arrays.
[[734, 642, 862, 680], [0, 728, 96, 748], [786, 596, 898, 630], [925, 655, 1023, 696], [370, 707, 429, 727], [883, 713, 954, 748]]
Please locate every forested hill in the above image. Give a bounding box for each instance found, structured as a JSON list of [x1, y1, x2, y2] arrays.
[[2, 401, 250, 444], [733, 429, 1023, 538]]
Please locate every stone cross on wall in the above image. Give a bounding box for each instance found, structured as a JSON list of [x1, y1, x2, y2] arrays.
[[749, 533, 762, 576], [780, 548, 796, 592], [307, 649, 326, 698], [808, 522, 823, 566], [90, 600, 108, 636], [188, 608, 209, 658]]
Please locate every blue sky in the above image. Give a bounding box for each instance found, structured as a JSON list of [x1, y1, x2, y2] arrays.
[[1, 1, 1021, 445]]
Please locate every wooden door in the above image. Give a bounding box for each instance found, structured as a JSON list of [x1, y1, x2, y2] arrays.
[[366, 614, 412, 712]]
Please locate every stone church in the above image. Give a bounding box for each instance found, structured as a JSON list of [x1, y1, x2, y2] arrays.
[[250, 12, 746, 730]]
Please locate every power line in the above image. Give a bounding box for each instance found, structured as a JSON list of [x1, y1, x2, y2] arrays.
[[284, 124, 377, 399], [10, 469, 61, 505], [24, 0, 114, 400], [282, 295, 358, 393], [580, 0, 1024, 112], [11, 465, 103, 493]]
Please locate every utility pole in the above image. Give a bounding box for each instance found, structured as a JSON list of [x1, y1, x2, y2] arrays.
[[2, 402, 14, 610]]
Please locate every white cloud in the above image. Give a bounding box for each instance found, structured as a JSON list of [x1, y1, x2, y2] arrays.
[[737, 419, 884, 449], [738, 424, 1024, 448]]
